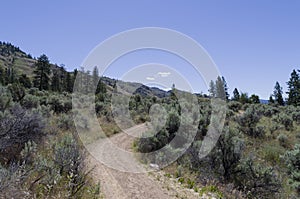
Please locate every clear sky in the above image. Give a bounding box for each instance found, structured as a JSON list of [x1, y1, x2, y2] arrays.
[[1, 0, 300, 99]]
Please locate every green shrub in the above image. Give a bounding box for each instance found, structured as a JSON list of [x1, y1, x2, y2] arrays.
[[273, 113, 293, 131], [199, 185, 223, 198], [284, 144, 300, 195], [178, 177, 185, 184], [238, 105, 261, 137], [269, 122, 282, 134], [228, 101, 242, 112], [212, 126, 244, 181], [277, 133, 289, 148], [0, 104, 45, 156], [187, 178, 195, 189], [7, 83, 25, 102], [234, 158, 281, 198], [57, 114, 74, 130], [262, 105, 279, 117], [28, 87, 39, 95], [0, 86, 12, 112], [21, 94, 40, 109], [46, 94, 72, 114], [0, 162, 31, 198], [253, 124, 266, 138], [262, 145, 283, 164], [53, 135, 87, 197]]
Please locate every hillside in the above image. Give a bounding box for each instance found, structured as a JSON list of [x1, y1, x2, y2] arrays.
[[0, 42, 36, 76], [0, 42, 170, 99], [1, 42, 300, 198]]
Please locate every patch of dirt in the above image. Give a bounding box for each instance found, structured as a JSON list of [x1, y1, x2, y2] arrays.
[[86, 124, 211, 199]]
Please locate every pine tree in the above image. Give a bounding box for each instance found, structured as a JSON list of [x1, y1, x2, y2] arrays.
[[232, 88, 240, 101], [240, 92, 249, 104], [18, 74, 32, 88], [96, 77, 107, 94], [4, 68, 9, 85], [65, 72, 73, 92], [72, 69, 78, 92], [269, 95, 275, 104], [92, 66, 99, 91], [222, 76, 230, 100], [287, 69, 300, 106], [0, 67, 4, 85], [59, 65, 67, 91], [208, 80, 216, 97], [85, 70, 91, 93], [9, 68, 16, 84], [51, 68, 61, 92], [215, 76, 226, 100], [76, 67, 85, 93], [249, 94, 260, 104], [3, 67, 16, 85], [273, 81, 284, 105], [33, 54, 51, 90]]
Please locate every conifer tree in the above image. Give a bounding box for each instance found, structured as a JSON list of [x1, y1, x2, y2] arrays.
[[208, 80, 216, 97], [51, 68, 61, 92], [269, 95, 275, 104], [232, 88, 240, 101], [287, 69, 300, 106], [216, 76, 226, 100], [18, 74, 32, 88], [33, 54, 51, 90], [273, 81, 284, 105], [92, 66, 99, 91], [222, 76, 230, 100], [65, 72, 73, 92]]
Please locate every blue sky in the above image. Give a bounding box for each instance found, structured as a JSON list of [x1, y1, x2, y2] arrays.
[[1, 1, 300, 99]]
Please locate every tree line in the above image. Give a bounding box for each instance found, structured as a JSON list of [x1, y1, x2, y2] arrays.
[[209, 69, 300, 107], [1, 52, 300, 108], [0, 54, 106, 95]]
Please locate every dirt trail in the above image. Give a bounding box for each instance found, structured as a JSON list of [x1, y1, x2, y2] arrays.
[[86, 124, 201, 199]]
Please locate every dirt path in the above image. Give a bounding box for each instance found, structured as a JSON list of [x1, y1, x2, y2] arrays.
[[86, 124, 201, 199]]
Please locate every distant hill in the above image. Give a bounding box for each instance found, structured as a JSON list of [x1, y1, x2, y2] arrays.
[[0, 42, 36, 77], [0, 41, 170, 98], [260, 99, 269, 104]]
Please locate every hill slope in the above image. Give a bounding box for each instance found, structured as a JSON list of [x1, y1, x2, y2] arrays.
[[0, 42, 36, 76], [0, 41, 170, 98]]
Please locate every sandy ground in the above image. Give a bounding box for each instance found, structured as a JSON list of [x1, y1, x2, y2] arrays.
[[86, 124, 203, 199]]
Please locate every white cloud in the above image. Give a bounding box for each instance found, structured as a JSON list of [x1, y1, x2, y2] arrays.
[[146, 77, 155, 81], [157, 72, 171, 77]]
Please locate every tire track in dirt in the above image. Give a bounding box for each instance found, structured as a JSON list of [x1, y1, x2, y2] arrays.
[[87, 123, 200, 199]]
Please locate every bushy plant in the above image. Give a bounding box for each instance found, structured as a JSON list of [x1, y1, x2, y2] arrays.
[[0, 86, 12, 112], [277, 133, 289, 148], [57, 113, 74, 130], [253, 124, 266, 138], [238, 105, 261, 137], [211, 126, 245, 181], [28, 87, 39, 95], [0, 104, 45, 156], [228, 101, 242, 112], [21, 94, 40, 109], [55, 136, 87, 196], [199, 185, 223, 198], [234, 158, 281, 198], [273, 113, 293, 131], [262, 105, 279, 117], [47, 95, 72, 114], [284, 144, 300, 195], [262, 145, 284, 164], [286, 106, 300, 124], [7, 83, 26, 102], [0, 162, 31, 198]]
